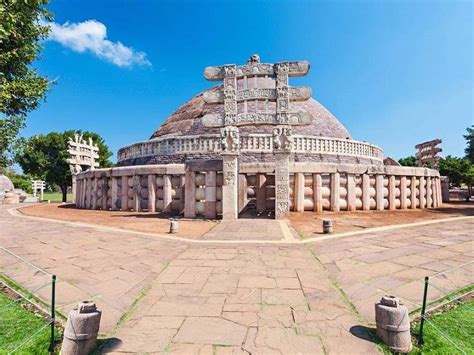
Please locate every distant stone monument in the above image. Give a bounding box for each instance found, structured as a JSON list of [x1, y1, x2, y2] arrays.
[[31, 180, 46, 201], [67, 134, 100, 202], [415, 139, 442, 169], [202, 54, 312, 219]]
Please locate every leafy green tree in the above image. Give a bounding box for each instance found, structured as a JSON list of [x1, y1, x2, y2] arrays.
[[439, 156, 471, 187], [398, 156, 417, 167], [464, 125, 474, 164], [0, 0, 52, 167], [16, 130, 113, 202]]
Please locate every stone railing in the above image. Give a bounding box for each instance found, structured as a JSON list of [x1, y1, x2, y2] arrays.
[[117, 134, 383, 162]]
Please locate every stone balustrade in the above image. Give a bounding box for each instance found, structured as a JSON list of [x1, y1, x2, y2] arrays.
[[117, 135, 383, 163], [75, 162, 441, 218]]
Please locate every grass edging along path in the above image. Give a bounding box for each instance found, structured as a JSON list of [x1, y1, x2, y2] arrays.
[[0, 280, 63, 354], [410, 296, 473, 354]]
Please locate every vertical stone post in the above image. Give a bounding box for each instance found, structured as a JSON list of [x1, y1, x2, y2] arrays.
[[426, 176, 432, 208], [313, 173, 323, 213], [179, 175, 186, 214], [101, 178, 108, 210], [440, 176, 449, 203], [121, 176, 129, 211], [134, 175, 141, 212], [222, 153, 239, 220], [256, 174, 267, 213], [274, 152, 290, 219], [295, 172, 305, 212], [163, 175, 172, 213], [376, 175, 384, 211], [237, 174, 247, 214], [91, 178, 98, 210], [81, 179, 87, 208], [362, 174, 370, 211], [388, 175, 396, 210], [400, 176, 407, 210], [410, 176, 417, 209], [419, 176, 426, 209], [72, 174, 77, 205], [431, 177, 438, 208], [347, 173, 356, 211], [147, 175, 156, 212], [111, 177, 118, 211], [205, 171, 217, 219], [184, 171, 196, 218], [330, 172, 340, 212]]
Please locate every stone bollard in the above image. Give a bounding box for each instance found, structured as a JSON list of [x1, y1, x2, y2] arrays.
[[322, 219, 333, 234], [61, 301, 101, 355], [169, 218, 178, 234], [375, 295, 412, 353]]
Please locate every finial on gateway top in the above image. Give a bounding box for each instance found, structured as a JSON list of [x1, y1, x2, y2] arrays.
[[248, 54, 260, 64]]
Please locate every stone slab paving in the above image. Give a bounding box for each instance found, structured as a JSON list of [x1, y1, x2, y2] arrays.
[[108, 244, 376, 354], [308, 218, 473, 323]]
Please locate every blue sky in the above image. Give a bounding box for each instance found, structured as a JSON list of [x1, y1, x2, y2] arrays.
[[25, 0, 473, 162]]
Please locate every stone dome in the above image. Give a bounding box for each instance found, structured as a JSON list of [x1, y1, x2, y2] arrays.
[[150, 85, 351, 140], [0, 175, 14, 192]]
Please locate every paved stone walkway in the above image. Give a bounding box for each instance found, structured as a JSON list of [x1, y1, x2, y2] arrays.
[[1, 204, 472, 354]]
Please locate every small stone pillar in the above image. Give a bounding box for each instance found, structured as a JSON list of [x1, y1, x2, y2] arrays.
[[62, 301, 101, 355], [362, 174, 370, 211], [410, 176, 417, 209], [147, 175, 156, 212], [388, 175, 396, 210], [330, 172, 340, 212], [205, 171, 217, 218], [346, 173, 356, 211], [426, 176, 432, 208], [111, 177, 119, 211], [222, 153, 239, 220], [72, 174, 77, 205], [400, 176, 407, 209], [375, 296, 412, 353], [376, 175, 384, 211], [295, 172, 305, 212], [184, 171, 196, 218], [441, 176, 449, 202], [256, 174, 267, 213], [274, 151, 290, 219], [121, 176, 129, 211], [237, 174, 247, 214], [419, 176, 426, 209], [163, 175, 172, 213]]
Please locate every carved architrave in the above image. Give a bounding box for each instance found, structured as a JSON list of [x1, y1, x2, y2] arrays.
[[204, 61, 310, 80], [202, 112, 311, 128], [220, 126, 240, 152], [203, 87, 312, 103]]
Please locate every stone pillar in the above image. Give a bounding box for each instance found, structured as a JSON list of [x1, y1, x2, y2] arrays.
[[362, 174, 370, 211], [111, 177, 118, 211], [256, 174, 267, 213], [313, 173, 323, 213], [101, 178, 108, 210], [400, 176, 407, 209], [426, 176, 432, 208], [295, 173, 305, 212], [91, 178, 98, 210], [147, 175, 156, 212], [222, 153, 239, 220], [431, 177, 438, 207], [376, 175, 384, 211], [72, 174, 77, 205], [347, 173, 356, 211], [388, 175, 396, 210], [237, 174, 247, 214], [179, 175, 186, 214], [205, 171, 217, 219], [410, 176, 417, 209], [274, 152, 290, 219], [441, 176, 449, 203], [330, 172, 340, 212], [134, 175, 141, 212], [81, 179, 86, 208], [184, 171, 196, 218], [121, 176, 129, 211], [163, 175, 172, 213], [419, 176, 426, 209]]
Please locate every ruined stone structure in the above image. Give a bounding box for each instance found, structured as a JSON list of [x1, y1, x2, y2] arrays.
[[74, 55, 442, 219], [416, 139, 442, 169]]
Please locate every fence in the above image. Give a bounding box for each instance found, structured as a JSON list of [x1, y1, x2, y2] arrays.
[[417, 261, 473, 353], [0, 245, 60, 354]]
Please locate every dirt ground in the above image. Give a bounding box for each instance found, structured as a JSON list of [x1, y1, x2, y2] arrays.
[[19, 203, 218, 239], [289, 202, 474, 237]]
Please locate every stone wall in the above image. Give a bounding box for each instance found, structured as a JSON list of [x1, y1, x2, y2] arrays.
[[75, 162, 442, 217]]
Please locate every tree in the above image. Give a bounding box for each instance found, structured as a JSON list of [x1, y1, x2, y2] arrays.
[[439, 155, 471, 187], [0, 0, 52, 168], [398, 156, 417, 167], [464, 125, 474, 164], [16, 130, 113, 202]]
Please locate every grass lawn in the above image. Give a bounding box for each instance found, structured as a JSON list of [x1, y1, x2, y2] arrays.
[[0, 290, 55, 354], [411, 299, 474, 354], [41, 193, 73, 202]]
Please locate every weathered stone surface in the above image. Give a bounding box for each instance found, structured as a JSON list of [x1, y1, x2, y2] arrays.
[[174, 317, 247, 345]]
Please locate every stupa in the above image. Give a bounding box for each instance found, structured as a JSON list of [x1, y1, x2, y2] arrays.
[[74, 55, 442, 219]]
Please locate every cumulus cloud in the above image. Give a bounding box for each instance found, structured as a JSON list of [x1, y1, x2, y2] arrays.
[[47, 20, 151, 68]]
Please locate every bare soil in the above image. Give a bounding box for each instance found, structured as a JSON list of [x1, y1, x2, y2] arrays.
[[19, 203, 218, 239], [289, 202, 474, 237]]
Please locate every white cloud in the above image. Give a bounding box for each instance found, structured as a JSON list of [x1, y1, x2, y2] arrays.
[[47, 20, 151, 68]]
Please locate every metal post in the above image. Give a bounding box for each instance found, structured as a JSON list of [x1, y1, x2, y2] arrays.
[[419, 276, 429, 345], [49, 275, 56, 354]]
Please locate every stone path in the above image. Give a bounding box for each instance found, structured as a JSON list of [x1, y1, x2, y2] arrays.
[[1, 204, 473, 354]]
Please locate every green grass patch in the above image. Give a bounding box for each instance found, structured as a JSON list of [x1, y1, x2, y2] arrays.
[[411, 299, 474, 354], [41, 193, 73, 202], [0, 290, 61, 354]]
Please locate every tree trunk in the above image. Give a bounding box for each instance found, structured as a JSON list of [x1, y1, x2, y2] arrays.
[[61, 185, 68, 203]]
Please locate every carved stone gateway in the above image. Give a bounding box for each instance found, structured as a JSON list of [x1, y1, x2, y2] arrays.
[[203, 54, 311, 219], [415, 139, 442, 169]]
